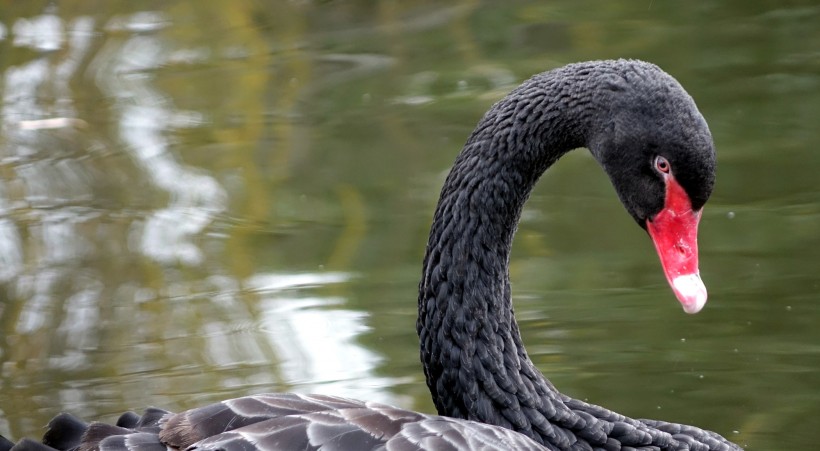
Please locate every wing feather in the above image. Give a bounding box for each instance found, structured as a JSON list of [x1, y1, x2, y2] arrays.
[[16, 394, 546, 451]]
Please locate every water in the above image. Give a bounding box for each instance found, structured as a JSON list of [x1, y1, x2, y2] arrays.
[[1, 2, 818, 449]]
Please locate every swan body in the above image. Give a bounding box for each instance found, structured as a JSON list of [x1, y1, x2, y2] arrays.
[[1, 60, 741, 451]]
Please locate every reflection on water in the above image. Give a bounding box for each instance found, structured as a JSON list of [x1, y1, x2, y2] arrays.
[[249, 272, 405, 406], [1, 11, 94, 285], [90, 12, 225, 266], [0, 5, 400, 436], [0, 2, 818, 449]]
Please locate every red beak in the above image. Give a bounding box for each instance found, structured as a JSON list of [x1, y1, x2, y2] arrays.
[[646, 175, 707, 313]]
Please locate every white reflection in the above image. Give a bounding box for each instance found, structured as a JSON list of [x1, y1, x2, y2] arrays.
[[34, 209, 95, 264], [246, 272, 350, 292], [12, 7, 63, 52], [50, 282, 103, 370], [14, 270, 60, 334], [0, 218, 22, 281], [0, 13, 95, 285], [0, 187, 22, 282], [90, 12, 226, 265], [247, 272, 404, 406]]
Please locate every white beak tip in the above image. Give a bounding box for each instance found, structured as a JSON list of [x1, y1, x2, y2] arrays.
[[672, 274, 708, 314]]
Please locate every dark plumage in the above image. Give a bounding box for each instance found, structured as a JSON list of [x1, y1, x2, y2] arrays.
[[2, 60, 740, 451]]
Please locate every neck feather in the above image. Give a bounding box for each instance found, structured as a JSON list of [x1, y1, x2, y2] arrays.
[[416, 67, 596, 445]]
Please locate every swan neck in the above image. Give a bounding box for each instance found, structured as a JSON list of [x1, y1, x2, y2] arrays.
[[416, 68, 598, 441]]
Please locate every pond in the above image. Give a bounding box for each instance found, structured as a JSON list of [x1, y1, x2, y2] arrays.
[[0, 1, 818, 449]]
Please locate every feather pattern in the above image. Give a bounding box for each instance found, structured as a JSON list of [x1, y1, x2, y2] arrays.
[[167, 394, 542, 450], [36, 394, 543, 451]]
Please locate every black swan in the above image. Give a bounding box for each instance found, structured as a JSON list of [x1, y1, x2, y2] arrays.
[[1, 60, 741, 451]]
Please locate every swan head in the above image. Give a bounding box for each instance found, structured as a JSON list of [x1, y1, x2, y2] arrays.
[[587, 62, 715, 313]]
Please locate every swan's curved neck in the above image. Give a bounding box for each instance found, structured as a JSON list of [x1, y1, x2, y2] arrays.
[[416, 61, 736, 450], [417, 68, 600, 445]]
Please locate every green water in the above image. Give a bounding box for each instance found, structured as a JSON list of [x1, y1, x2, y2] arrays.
[[0, 2, 818, 449]]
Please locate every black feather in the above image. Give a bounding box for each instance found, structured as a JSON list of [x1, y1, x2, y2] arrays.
[[40, 413, 89, 451], [0, 435, 16, 451], [114, 413, 140, 430], [98, 433, 164, 451], [77, 423, 133, 451], [9, 439, 59, 451]]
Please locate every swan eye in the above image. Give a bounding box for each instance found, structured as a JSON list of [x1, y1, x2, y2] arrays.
[[654, 155, 671, 174]]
